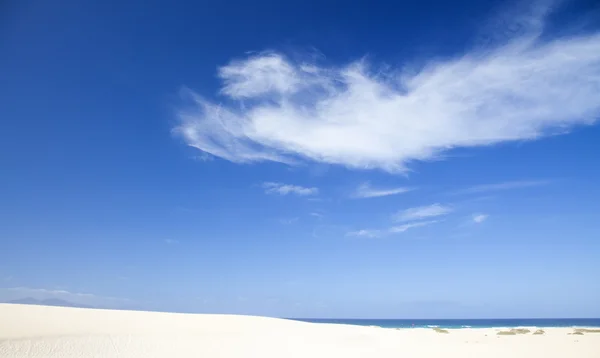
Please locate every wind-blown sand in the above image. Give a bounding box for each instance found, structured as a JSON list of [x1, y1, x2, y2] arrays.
[[1, 304, 598, 358]]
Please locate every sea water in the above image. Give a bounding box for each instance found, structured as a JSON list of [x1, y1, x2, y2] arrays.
[[292, 318, 600, 328]]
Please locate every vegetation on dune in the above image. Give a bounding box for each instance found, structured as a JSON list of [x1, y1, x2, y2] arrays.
[[433, 327, 450, 334], [497, 328, 531, 336], [574, 328, 600, 333], [497, 330, 517, 335], [532, 329, 545, 335], [511, 328, 531, 334]]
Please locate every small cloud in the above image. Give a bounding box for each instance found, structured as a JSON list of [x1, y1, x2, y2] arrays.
[[262, 182, 318, 196], [192, 153, 214, 162], [394, 203, 453, 222], [6, 287, 94, 297], [164, 239, 179, 244], [389, 220, 440, 233], [351, 182, 414, 199], [472, 213, 489, 223], [348, 220, 440, 238], [310, 212, 324, 219], [453, 180, 550, 195], [346, 229, 384, 238], [279, 217, 299, 225]]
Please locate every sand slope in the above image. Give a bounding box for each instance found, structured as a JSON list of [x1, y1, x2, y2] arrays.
[[1, 304, 598, 357]]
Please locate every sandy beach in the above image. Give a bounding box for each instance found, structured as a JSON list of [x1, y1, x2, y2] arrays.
[[1, 303, 598, 358]]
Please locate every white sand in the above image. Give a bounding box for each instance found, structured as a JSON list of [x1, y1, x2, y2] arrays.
[[1, 304, 598, 358]]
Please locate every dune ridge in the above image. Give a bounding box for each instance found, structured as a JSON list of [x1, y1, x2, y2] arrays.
[[1, 304, 598, 358]]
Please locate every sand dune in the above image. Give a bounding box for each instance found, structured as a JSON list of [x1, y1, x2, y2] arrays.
[[1, 304, 598, 358]]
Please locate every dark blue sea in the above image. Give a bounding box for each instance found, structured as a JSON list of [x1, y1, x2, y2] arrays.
[[292, 318, 600, 329]]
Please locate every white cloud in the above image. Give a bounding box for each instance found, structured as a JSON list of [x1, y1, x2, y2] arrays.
[[389, 220, 440, 233], [472, 213, 489, 223], [7, 287, 94, 297], [310, 212, 324, 219], [192, 153, 214, 162], [280, 217, 299, 225], [346, 229, 384, 238], [348, 220, 439, 237], [394, 203, 453, 222], [351, 182, 413, 198], [174, 2, 600, 172], [454, 180, 550, 195], [262, 182, 318, 196]]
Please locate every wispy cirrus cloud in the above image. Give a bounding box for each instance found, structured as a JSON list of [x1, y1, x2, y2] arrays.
[[262, 182, 318, 196], [453, 180, 551, 195], [174, 1, 600, 172], [394, 203, 453, 222], [347, 220, 439, 238], [351, 182, 413, 199], [309, 212, 324, 219], [389, 220, 440, 233], [346, 229, 384, 238], [6, 287, 95, 297]]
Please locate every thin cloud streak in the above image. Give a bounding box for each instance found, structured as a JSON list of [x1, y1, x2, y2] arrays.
[[6, 287, 95, 298], [262, 182, 318, 196], [394, 203, 453, 222], [453, 180, 551, 195], [348, 220, 440, 238], [351, 182, 414, 199], [389, 220, 440, 233], [174, 2, 600, 172], [346, 229, 384, 238]]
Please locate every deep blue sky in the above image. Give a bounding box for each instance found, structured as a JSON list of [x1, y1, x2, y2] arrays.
[[1, 0, 600, 318]]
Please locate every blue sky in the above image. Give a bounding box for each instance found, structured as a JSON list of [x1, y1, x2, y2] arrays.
[[1, 0, 600, 318]]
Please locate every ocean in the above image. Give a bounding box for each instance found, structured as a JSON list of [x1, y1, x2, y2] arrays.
[[292, 318, 600, 329]]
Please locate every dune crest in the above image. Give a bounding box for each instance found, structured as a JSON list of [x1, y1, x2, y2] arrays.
[[1, 304, 599, 358]]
